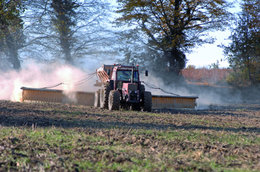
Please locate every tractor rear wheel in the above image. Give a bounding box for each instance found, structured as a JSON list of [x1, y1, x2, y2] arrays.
[[100, 83, 111, 109], [94, 90, 100, 108], [143, 91, 152, 112], [108, 90, 120, 110], [140, 84, 145, 94]]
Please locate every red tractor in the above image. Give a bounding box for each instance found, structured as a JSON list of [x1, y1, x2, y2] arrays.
[[95, 64, 152, 111]]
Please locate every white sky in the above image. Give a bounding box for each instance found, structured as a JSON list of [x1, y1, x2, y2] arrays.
[[185, 0, 241, 68], [186, 30, 231, 68]]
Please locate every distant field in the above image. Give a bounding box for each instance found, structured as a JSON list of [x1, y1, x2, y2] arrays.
[[0, 101, 259, 171]]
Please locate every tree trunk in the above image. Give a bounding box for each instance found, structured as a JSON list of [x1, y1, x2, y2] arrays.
[[166, 48, 186, 74], [246, 58, 253, 84], [6, 34, 21, 70], [9, 52, 21, 70], [7, 47, 21, 70], [61, 39, 73, 63]]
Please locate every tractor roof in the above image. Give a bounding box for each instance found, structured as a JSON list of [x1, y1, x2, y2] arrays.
[[103, 64, 139, 70]]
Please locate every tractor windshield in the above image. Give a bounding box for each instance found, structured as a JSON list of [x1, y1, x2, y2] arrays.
[[117, 70, 139, 82]]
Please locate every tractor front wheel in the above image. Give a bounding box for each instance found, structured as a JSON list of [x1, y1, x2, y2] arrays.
[[108, 90, 120, 110], [143, 91, 152, 112], [100, 83, 111, 109], [94, 90, 100, 108]]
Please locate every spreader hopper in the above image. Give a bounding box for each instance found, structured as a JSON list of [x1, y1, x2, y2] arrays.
[[152, 95, 198, 109], [21, 87, 94, 106], [21, 87, 198, 109]]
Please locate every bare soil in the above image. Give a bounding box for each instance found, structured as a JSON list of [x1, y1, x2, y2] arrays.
[[0, 100, 259, 171]]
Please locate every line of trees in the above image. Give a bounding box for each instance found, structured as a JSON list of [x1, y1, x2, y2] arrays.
[[0, 0, 259, 86], [224, 0, 260, 86]]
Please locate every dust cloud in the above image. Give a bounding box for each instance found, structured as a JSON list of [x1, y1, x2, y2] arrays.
[[1, 61, 258, 108], [0, 61, 98, 102], [142, 71, 259, 109]]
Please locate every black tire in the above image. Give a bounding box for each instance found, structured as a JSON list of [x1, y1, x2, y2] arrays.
[[140, 84, 145, 101], [100, 83, 111, 109], [140, 84, 145, 94], [94, 90, 100, 108], [132, 104, 141, 111], [143, 91, 152, 112], [108, 90, 120, 110]]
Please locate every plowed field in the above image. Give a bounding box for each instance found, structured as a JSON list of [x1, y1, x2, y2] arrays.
[[0, 100, 259, 171]]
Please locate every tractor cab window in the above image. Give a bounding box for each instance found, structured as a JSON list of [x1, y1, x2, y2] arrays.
[[117, 70, 139, 82]]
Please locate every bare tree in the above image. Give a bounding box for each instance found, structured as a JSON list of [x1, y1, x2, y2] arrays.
[[21, 0, 114, 64]]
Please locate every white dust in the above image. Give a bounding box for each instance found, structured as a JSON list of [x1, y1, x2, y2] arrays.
[[0, 61, 97, 102]]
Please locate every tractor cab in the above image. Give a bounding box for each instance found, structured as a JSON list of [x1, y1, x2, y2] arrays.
[[111, 65, 140, 90], [116, 70, 139, 82], [111, 65, 141, 103]]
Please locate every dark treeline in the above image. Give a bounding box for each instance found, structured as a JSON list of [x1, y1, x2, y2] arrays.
[[0, 0, 259, 87]]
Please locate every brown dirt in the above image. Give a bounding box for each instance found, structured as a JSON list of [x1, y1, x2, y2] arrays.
[[0, 100, 259, 171]]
